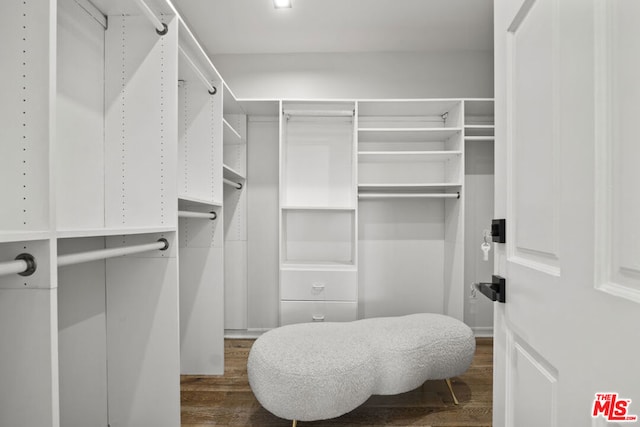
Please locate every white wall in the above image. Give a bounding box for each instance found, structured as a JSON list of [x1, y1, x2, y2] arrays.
[[464, 141, 495, 335], [213, 51, 493, 99], [246, 118, 280, 330]]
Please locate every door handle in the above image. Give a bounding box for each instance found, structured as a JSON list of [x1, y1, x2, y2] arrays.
[[474, 275, 506, 303]]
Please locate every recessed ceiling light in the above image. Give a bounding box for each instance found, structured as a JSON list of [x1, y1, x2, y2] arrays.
[[273, 0, 292, 9]]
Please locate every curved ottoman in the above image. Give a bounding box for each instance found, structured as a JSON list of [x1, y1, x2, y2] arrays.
[[248, 313, 475, 425]]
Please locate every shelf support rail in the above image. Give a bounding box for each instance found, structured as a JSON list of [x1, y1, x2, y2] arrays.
[[133, 0, 168, 35], [58, 239, 169, 268], [223, 178, 243, 190], [178, 210, 217, 220], [179, 46, 217, 95], [0, 254, 37, 277], [358, 192, 460, 199]]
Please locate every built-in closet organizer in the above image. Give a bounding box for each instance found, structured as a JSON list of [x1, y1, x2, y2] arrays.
[[1, 0, 181, 425], [222, 88, 249, 331], [177, 22, 225, 375], [279, 102, 358, 325], [357, 100, 465, 320]]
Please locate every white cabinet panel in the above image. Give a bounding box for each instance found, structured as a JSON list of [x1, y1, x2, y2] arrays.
[[280, 301, 358, 325], [281, 269, 357, 301]]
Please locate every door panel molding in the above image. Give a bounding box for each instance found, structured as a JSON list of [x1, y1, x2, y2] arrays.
[[506, 331, 558, 427], [506, 0, 561, 277], [594, 0, 640, 304]]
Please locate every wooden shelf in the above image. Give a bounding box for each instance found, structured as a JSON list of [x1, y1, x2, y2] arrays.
[[56, 226, 176, 239], [223, 164, 246, 181], [358, 151, 462, 163], [178, 195, 223, 208], [358, 128, 462, 143], [358, 183, 462, 192], [464, 125, 495, 129]]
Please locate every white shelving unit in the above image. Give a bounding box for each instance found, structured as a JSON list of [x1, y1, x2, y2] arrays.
[[176, 17, 225, 377], [0, 1, 182, 426], [279, 101, 358, 325], [357, 99, 464, 321], [222, 85, 248, 331]]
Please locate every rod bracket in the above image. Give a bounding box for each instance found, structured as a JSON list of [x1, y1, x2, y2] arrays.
[[210, 211, 218, 220], [157, 238, 170, 251], [208, 86, 217, 95], [156, 22, 168, 36], [15, 253, 37, 277]]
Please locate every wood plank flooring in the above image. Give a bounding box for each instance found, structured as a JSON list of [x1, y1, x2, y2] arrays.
[[181, 338, 493, 426]]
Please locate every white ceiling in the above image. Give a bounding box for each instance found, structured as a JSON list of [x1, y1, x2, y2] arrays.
[[172, 0, 493, 55]]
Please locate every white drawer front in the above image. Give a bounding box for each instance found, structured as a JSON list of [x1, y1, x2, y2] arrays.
[[280, 269, 357, 301], [280, 301, 357, 325]]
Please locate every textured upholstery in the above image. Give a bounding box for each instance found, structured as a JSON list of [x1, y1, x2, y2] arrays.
[[248, 313, 475, 422]]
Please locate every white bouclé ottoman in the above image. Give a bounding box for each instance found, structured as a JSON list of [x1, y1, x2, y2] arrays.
[[247, 313, 475, 425]]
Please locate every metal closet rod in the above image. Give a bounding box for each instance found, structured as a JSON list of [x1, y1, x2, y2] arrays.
[[178, 210, 217, 220], [0, 254, 37, 277], [133, 0, 168, 35], [223, 178, 243, 190], [358, 192, 460, 199], [284, 109, 354, 117], [178, 46, 217, 95], [0, 238, 169, 277], [58, 238, 169, 268]]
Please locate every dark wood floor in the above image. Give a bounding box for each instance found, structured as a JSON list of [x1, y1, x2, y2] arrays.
[[181, 338, 493, 427]]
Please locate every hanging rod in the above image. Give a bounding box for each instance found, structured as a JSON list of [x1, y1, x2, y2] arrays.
[[0, 254, 37, 278], [178, 210, 217, 220], [223, 178, 243, 190], [133, 0, 168, 35], [358, 192, 460, 199], [178, 46, 217, 95], [283, 109, 354, 117], [58, 238, 169, 268]]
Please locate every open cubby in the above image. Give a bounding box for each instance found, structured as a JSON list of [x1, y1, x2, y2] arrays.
[[282, 209, 356, 267]]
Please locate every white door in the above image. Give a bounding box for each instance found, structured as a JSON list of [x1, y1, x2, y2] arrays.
[[493, 0, 640, 426]]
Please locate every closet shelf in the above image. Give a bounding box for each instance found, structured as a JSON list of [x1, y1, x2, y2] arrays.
[[358, 183, 462, 192], [464, 136, 495, 142], [56, 226, 176, 239], [223, 118, 242, 142], [281, 260, 356, 271], [0, 230, 52, 243], [281, 206, 356, 211], [358, 151, 462, 163], [223, 164, 246, 182], [358, 128, 462, 143], [178, 195, 223, 208]]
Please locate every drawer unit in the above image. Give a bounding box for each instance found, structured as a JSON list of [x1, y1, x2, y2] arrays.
[[280, 269, 357, 301], [280, 301, 358, 325]]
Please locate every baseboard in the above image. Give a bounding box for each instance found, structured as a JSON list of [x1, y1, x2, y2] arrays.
[[472, 326, 494, 338], [224, 328, 270, 339]]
